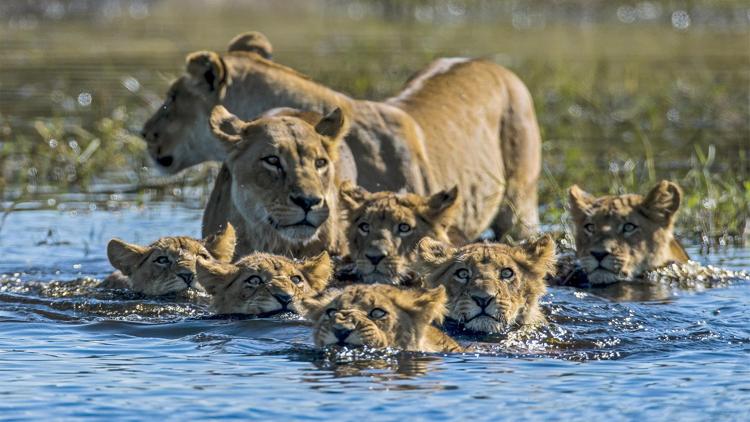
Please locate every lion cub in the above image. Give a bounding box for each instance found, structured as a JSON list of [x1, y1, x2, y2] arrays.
[[196, 252, 332, 317], [568, 180, 689, 286], [303, 284, 462, 353], [414, 236, 555, 334], [339, 181, 459, 285], [105, 224, 236, 296]]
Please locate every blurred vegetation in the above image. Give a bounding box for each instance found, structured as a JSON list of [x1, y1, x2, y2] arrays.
[[0, 0, 748, 244]]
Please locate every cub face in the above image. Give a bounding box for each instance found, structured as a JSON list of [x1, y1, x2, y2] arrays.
[[209, 105, 348, 244], [339, 182, 459, 284], [304, 284, 448, 350], [569, 180, 688, 286], [196, 252, 332, 316], [414, 236, 555, 334], [106, 224, 236, 296]]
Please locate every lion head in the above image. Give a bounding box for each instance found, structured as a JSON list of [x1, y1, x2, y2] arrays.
[[414, 236, 554, 334], [209, 104, 348, 247], [339, 182, 459, 284], [196, 251, 332, 316], [106, 224, 236, 295], [568, 180, 688, 286], [303, 284, 452, 351], [140, 32, 273, 173]]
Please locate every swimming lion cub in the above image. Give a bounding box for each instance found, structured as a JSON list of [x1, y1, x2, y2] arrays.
[[567, 180, 689, 286], [303, 284, 462, 353], [414, 236, 555, 334], [105, 224, 236, 295], [196, 251, 332, 317]]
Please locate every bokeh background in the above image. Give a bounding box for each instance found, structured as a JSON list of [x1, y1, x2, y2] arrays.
[[1, 0, 748, 242]]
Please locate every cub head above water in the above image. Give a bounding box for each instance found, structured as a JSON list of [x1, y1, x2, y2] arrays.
[[568, 180, 689, 286], [208, 105, 349, 256], [414, 236, 555, 334], [303, 284, 462, 353], [196, 251, 332, 316], [106, 224, 236, 295], [339, 181, 459, 284]]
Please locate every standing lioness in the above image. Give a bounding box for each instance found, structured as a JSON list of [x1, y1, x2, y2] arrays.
[[142, 31, 542, 240]]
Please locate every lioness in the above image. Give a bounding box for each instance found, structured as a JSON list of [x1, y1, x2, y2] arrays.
[[206, 106, 349, 259], [567, 180, 690, 286], [303, 284, 462, 353], [105, 224, 236, 295], [339, 181, 459, 284], [196, 251, 332, 317], [413, 236, 555, 334], [142, 31, 541, 240]]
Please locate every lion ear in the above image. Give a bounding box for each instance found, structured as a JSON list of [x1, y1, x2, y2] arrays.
[[519, 235, 557, 278], [641, 180, 682, 225], [226, 31, 273, 59], [339, 181, 370, 212], [298, 252, 333, 292], [185, 51, 226, 94], [424, 185, 459, 224], [107, 239, 149, 276], [209, 106, 246, 146], [568, 184, 595, 221], [203, 223, 236, 263], [415, 237, 456, 266], [400, 286, 448, 325], [315, 108, 349, 154], [195, 257, 238, 296]]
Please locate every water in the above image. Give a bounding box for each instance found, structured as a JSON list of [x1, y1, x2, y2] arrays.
[[0, 204, 748, 419]]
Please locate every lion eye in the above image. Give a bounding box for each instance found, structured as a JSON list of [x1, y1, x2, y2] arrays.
[[623, 223, 638, 233], [290, 275, 303, 284], [326, 308, 337, 318], [584, 223, 595, 234], [397, 223, 412, 234], [454, 268, 470, 281], [358, 222, 370, 235], [315, 158, 328, 169], [245, 275, 263, 286], [262, 155, 281, 168], [154, 256, 170, 265], [369, 308, 387, 319], [500, 268, 515, 280]]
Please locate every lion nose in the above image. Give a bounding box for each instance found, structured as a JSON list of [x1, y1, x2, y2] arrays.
[[289, 195, 322, 212], [177, 272, 194, 286], [471, 294, 493, 309], [591, 251, 610, 262], [273, 293, 293, 305], [156, 155, 174, 167], [333, 328, 352, 342], [366, 254, 386, 265]]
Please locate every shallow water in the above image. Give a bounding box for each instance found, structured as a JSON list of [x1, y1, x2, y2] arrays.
[[0, 204, 748, 419]]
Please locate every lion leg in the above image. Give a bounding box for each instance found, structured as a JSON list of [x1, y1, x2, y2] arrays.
[[491, 74, 541, 240]]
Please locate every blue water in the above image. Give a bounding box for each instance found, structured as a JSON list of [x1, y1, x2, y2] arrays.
[[1, 204, 748, 420]]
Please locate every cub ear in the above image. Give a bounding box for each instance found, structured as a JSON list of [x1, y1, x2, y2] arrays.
[[568, 184, 595, 221], [299, 291, 336, 322], [107, 239, 149, 276], [519, 235, 557, 278], [424, 185, 459, 224], [203, 223, 236, 263], [195, 257, 238, 296], [226, 31, 273, 59], [209, 105, 246, 145], [315, 108, 349, 154], [415, 237, 456, 266], [185, 51, 226, 94], [641, 180, 682, 225], [339, 181, 370, 212], [400, 285, 448, 325], [298, 252, 333, 292]]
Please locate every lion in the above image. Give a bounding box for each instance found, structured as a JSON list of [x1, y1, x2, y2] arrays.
[[302, 284, 462, 353], [338, 181, 460, 284], [104, 224, 236, 296], [205, 105, 349, 259], [195, 251, 332, 317], [413, 236, 555, 335], [142, 31, 541, 241], [567, 180, 690, 286]]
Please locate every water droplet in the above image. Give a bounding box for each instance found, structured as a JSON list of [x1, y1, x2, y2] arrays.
[[122, 76, 140, 93], [77, 92, 92, 107], [671, 10, 691, 30], [49, 138, 58, 148]]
